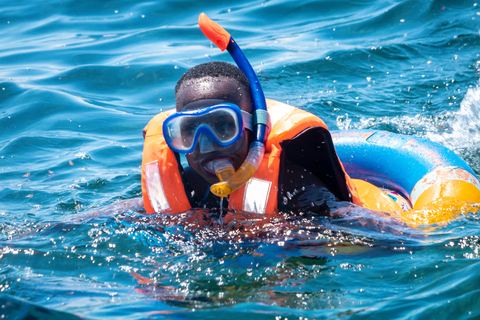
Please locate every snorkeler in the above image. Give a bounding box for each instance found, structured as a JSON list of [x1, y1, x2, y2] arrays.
[[141, 61, 362, 215], [138, 13, 370, 216], [138, 13, 439, 217], [139, 13, 370, 216]]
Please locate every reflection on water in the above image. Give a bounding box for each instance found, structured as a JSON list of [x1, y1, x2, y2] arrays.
[[1, 0, 480, 318]]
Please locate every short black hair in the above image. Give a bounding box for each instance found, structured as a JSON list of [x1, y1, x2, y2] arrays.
[[175, 61, 250, 95]]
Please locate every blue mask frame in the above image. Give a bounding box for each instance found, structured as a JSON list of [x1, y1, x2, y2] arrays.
[[163, 103, 252, 154]]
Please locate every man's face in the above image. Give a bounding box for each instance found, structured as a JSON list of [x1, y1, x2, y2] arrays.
[[175, 77, 252, 184]]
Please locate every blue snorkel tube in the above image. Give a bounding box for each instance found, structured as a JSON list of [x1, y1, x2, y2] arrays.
[[198, 13, 270, 198]]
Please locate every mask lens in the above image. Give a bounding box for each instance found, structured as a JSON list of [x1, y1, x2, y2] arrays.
[[209, 109, 239, 142], [163, 103, 244, 154], [179, 118, 198, 147], [164, 117, 196, 152]]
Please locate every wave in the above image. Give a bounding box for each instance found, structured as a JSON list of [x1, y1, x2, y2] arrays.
[[336, 81, 480, 172]]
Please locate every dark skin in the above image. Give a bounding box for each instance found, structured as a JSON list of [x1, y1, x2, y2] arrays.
[[175, 76, 335, 212], [176, 76, 252, 185]]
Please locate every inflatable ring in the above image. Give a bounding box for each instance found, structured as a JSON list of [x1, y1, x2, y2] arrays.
[[331, 130, 480, 223]]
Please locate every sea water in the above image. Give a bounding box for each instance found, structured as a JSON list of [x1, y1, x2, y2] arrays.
[[1, 0, 480, 319]]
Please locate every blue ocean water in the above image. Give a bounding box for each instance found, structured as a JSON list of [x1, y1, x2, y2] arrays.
[[1, 0, 480, 319]]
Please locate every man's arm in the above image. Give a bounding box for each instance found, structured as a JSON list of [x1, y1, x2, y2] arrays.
[[280, 162, 337, 215]]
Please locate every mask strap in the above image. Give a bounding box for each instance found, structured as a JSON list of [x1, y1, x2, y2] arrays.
[[242, 111, 254, 131]]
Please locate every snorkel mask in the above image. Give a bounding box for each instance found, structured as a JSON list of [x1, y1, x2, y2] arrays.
[[163, 103, 253, 154], [197, 13, 270, 198]]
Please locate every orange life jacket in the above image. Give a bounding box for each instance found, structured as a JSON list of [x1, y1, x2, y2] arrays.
[[141, 99, 362, 214]]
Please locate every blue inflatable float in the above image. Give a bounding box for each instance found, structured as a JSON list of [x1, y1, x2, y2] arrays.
[[331, 129, 480, 218]]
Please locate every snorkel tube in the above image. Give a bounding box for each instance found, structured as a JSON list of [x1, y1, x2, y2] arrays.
[[198, 13, 270, 198]]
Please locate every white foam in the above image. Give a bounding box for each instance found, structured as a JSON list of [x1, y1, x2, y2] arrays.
[[335, 84, 480, 172], [425, 85, 480, 155]]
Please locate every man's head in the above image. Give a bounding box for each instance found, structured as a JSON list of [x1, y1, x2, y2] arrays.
[[175, 61, 252, 112], [173, 62, 253, 184]]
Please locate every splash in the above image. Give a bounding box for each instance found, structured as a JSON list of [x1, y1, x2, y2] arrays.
[[424, 84, 480, 170], [336, 84, 480, 172]]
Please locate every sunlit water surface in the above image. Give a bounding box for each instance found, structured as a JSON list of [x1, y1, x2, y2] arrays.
[[1, 0, 480, 319]]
